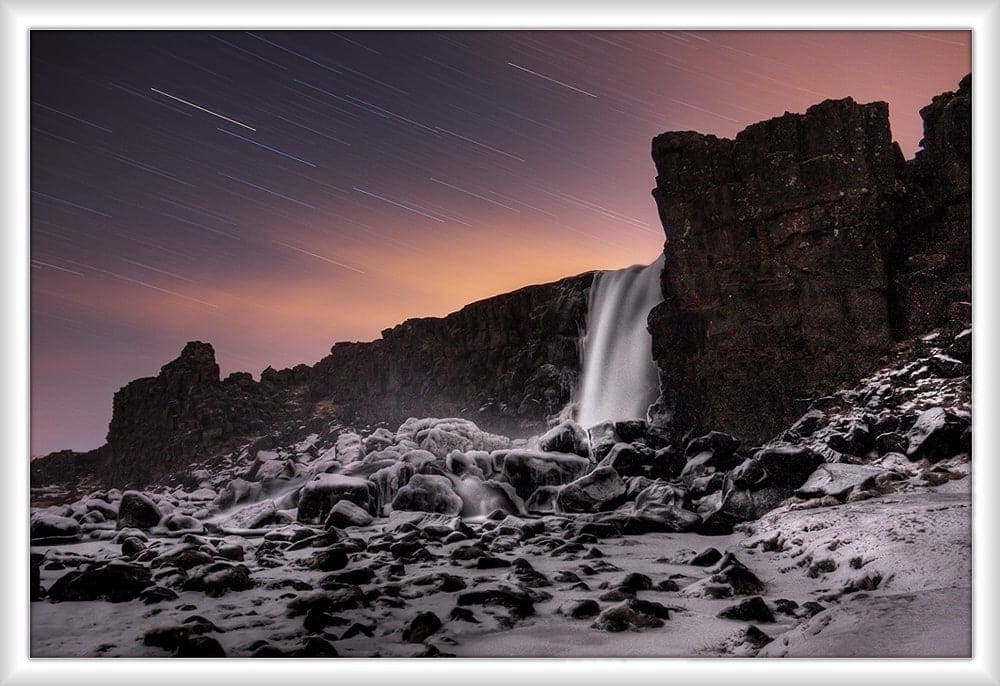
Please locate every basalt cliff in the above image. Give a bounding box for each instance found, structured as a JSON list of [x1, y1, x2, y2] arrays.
[[648, 74, 971, 443]]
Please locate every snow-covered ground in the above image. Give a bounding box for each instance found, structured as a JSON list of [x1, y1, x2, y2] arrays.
[[31, 470, 970, 658]]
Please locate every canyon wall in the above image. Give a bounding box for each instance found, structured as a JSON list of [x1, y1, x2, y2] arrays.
[[648, 75, 971, 444]]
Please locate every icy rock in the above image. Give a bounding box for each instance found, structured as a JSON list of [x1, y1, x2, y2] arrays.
[[84, 498, 118, 519], [369, 461, 417, 514], [633, 480, 683, 510], [220, 500, 277, 529], [499, 449, 591, 499], [555, 466, 626, 514], [906, 407, 971, 461], [212, 478, 263, 509], [363, 427, 396, 454], [796, 463, 884, 500], [525, 485, 561, 513], [587, 421, 619, 461], [161, 513, 204, 533], [335, 432, 363, 463], [446, 450, 486, 479], [324, 499, 374, 529], [116, 491, 162, 530], [297, 474, 376, 523], [538, 420, 590, 458], [392, 474, 463, 515], [599, 442, 673, 479], [30, 513, 80, 542]]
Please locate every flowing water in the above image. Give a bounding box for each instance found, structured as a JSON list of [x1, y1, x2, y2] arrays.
[[575, 255, 664, 428]]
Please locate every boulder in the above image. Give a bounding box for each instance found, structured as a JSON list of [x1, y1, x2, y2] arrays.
[[391, 474, 463, 515], [30, 513, 80, 542], [324, 500, 375, 529], [402, 611, 442, 643], [906, 407, 971, 461], [499, 449, 591, 499], [555, 467, 626, 514], [47, 561, 153, 602], [221, 500, 278, 529], [750, 444, 826, 488], [297, 474, 376, 523], [116, 491, 162, 530], [718, 596, 775, 623], [795, 463, 884, 500], [600, 442, 671, 479], [538, 420, 590, 458]]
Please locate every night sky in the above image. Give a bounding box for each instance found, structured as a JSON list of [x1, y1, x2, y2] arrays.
[[29, 30, 970, 456]]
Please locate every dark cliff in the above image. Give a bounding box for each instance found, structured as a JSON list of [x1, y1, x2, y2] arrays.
[[308, 272, 593, 431], [32, 272, 593, 488], [648, 75, 971, 444]]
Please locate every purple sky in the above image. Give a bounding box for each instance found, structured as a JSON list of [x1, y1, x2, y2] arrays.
[[29, 30, 971, 456]]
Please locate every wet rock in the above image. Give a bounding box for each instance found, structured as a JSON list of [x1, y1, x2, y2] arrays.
[[392, 474, 463, 515], [718, 596, 775, 623], [525, 485, 561, 513], [538, 420, 590, 458], [600, 442, 667, 479], [510, 558, 551, 588], [499, 450, 591, 499], [116, 491, 162, 530], [325, 500, 374, 529], [555, 466, 626, 514], [221, 500, 277, 529], [402, 611, 442, 643], [298, 474, 376, 523]]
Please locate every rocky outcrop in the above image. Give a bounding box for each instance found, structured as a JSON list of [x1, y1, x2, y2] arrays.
[[32, 273, 592, 488], [889, 74, 972, 338], [308, 272, 593, 433], [648, 75, 971, 444]]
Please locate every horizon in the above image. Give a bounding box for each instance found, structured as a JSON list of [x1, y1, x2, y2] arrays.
[[30, 30, 971, 455]]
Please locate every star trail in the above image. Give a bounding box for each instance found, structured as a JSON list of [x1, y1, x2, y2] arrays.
[[29, 30, 970, 455]]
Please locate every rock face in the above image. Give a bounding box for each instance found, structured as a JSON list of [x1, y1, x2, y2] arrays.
[[889, 74, 972, 338], [308, 272, 593, 432], [648, 75, 971, 444], [32, 273, 592, 489]]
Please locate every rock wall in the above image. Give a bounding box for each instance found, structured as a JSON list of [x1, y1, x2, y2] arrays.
[[308, 271, 594, 432], [648, 75, 971, 444], [889, 74, 972, 338], [33, 272, 593, 487]]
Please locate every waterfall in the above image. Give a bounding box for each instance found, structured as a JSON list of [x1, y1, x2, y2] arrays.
[[575, 255, 664, 429]]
